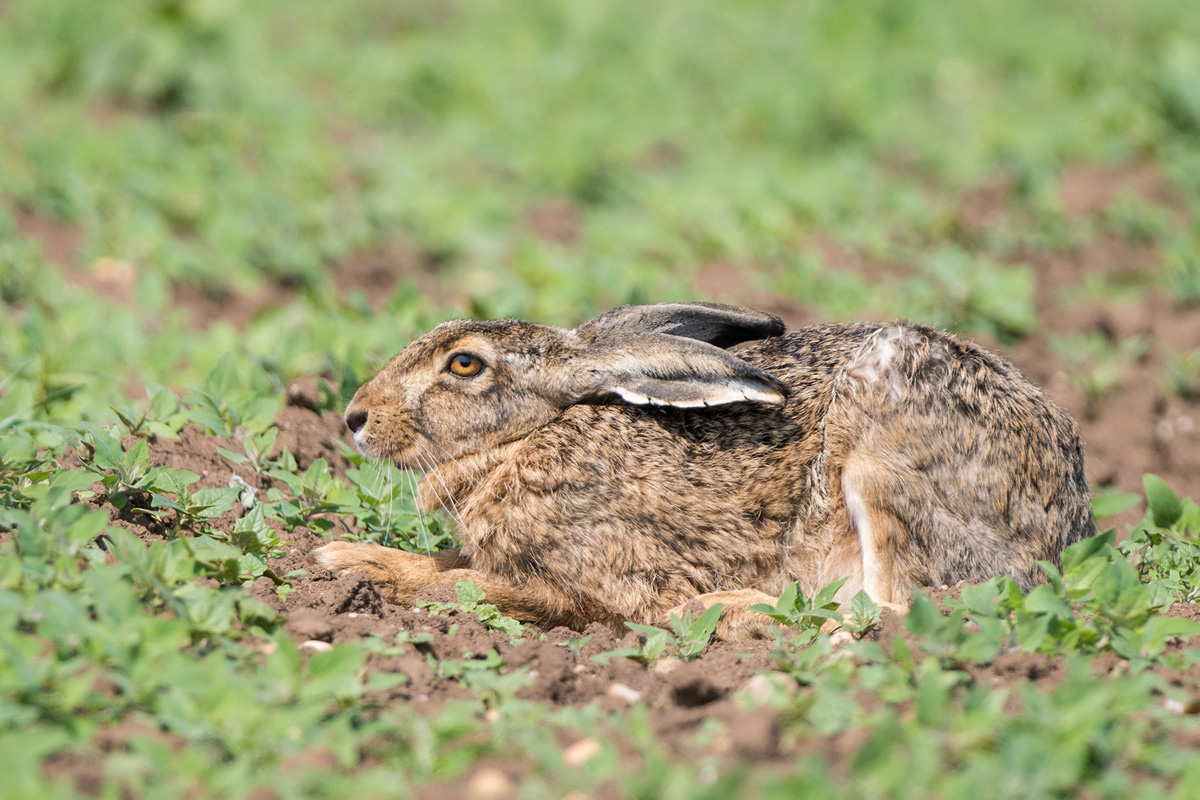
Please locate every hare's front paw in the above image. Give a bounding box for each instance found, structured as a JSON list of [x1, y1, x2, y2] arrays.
[[307, 541, 449, 605], [308, 540, 377, 575]]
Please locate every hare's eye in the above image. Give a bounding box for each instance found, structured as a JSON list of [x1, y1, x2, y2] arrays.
[[447, 353, 484, 378]]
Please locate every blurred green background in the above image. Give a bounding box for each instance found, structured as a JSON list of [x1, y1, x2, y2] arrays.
[[3, 0, 1199, 428]]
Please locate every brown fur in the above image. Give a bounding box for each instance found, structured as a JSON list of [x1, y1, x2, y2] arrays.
[[312, 304, 1095, 640]]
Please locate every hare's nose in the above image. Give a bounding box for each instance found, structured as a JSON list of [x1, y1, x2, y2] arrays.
[[345, 410, 368, 434]]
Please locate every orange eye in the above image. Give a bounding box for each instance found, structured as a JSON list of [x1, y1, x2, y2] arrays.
[[448, 353, 484, 377]]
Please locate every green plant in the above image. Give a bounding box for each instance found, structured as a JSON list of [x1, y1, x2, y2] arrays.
[[218, 426, 278, 479], [418, 580, 524, 638], [750, 580, 846, 630], [265, 454, 357, 532], [841, 591, 883, 636], [110, 384, 187, 441], [893, 248, 1037, 340], [1165, 346, 1200, 400], [1049, 332, 1148, 419], [184, 354, 282, 439], [591, 626, 673, 666], [80, 423, 195, 513], [592, 604, 722, 664]]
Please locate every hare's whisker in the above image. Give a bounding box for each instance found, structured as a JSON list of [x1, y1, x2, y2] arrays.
[[382, 460, 394, 539], [413, 446, 470, 543], [403, 466, 432, 555]]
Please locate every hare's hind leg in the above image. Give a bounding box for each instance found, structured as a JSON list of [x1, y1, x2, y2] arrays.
[[840, 456, 917, 610], [309, 541, 577, 628]]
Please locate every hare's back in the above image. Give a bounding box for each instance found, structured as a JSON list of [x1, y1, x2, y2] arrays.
[[755, 322, 1093, 588]]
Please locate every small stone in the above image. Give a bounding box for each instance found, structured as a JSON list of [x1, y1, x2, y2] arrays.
[[562, 737, 602, 767], [466, 767, 515, 799], [652, 657, 682, 675], [607, 683, 643, 704], [300, 640, 333, 653], [737, 673, 796, 706], [829, 630, 855, 648]]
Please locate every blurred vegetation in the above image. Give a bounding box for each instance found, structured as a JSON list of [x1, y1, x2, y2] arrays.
[[3, 0, 1200, 426]]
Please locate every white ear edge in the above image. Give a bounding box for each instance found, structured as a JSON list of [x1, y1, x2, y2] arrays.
[[606, 385, 787, 409]]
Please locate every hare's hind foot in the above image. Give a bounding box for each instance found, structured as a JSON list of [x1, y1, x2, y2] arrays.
[[664, 589, 779, 641], [664, 586, 912, 642]]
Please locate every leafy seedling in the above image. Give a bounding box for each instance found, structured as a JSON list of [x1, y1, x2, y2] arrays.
[[111, 384, 185, 441], [591, 625, 675, 666], [1049, 332, 1148, 420], [418, 580, 524, 638], [218, 426, 279, 479], [1165, 347, 1200, 400], [842, 590, 883, 636], [750, 579, 847, 630], [184, 353, 282, 438], [668, 603, 723, 660]]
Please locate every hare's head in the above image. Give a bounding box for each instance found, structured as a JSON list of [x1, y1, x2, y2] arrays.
[[344, 303, 788, 470]]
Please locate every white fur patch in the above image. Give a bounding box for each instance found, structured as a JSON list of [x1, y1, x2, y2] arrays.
[[842, 473, 881, 601], [846, 327, 913, 400]]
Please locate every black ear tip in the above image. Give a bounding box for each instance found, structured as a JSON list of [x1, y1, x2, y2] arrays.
[[753, 372, 789, 404]]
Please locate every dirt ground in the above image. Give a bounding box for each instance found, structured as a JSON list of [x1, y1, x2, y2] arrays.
[[17, 161, 1200, 790]]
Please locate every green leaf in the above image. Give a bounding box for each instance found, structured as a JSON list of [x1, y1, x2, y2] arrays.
[[151, 468, 201, 495], [217, 447, 249, 465], [305, 643, 367, 703], [205, 352, 240, 398], [83, 423, 124, 471], [813, 577, 849, 609], [455, 580, 486, 608], [1023, 584, 1072, 617], [1144, 474, 1183, 528], [845, 590, 882, 634], [1091, 489, 1142, 520], [122, 437, 149, 474], [674, 602, 723, 659], [1062, 529, 1115, 576], [366, 672, 409, 692], [49, 469, 101, 493], [905, 593, 943, 636]]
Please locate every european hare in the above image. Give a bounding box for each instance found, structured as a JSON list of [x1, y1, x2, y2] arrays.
[[312, 303, 1094, 639]]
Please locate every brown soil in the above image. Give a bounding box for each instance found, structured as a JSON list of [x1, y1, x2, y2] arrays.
[[9, 202, 460, 328]]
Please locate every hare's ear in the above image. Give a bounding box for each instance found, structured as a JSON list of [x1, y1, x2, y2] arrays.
[[565, 333, 788, 409], [576, 303, 784, 349]]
